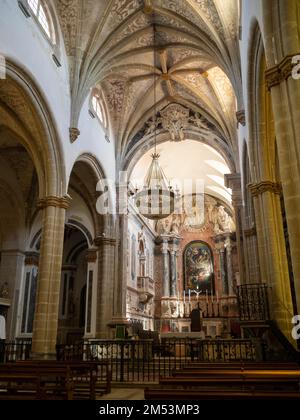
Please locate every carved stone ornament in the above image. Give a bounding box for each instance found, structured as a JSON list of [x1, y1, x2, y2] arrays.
[[160, 104, 190, 141], [248, 181, 282, 197], [69, 127, 80, 143]]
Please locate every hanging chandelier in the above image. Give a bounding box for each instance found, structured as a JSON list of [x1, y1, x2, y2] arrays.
[[135, 152, 175, 220], [134, 17, 175, 220]]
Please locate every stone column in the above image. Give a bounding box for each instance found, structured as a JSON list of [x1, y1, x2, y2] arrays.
[[224, 234, 235, 296], [263, 7, 300, 311], [0, 250, 25, 339], [31, 196, 70, 360], [225, 174, 245, 284], [216, 242, 227, 296], [94, 235, 117, 338], [170, 242, 178, 298], [161, 239, 170, 297], [84, 249, 98, 337], [249, 182, 294, 341]]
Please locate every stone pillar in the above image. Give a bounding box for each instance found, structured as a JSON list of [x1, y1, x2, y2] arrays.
[[225, 174, 245, 284], [262, 4, 300, 311], [216, 242, 227, 296], [0, 250, 25, 339], [94, 235, 117, 338], [243, 227, 260, 284], [170, 242, 178, 298], [161, 239, 170, 297], [224, 234, 235, 296], [31, 196, 70, 360], [249, 182, 294, 341], [84, 249, 98, 337]]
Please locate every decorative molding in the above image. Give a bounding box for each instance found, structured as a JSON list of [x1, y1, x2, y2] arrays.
[[86, 249, 98, 263], [265, 54, 299, 89], [236, 110, 245, 126], [37, 195, 72, 210], [69, 127, 80, 143], [94, 236, 117, 247], [248, 181, 282, 197], [243, 227, 256, 237], [225, 173, 242, 207], [25, 252, 39, 266]]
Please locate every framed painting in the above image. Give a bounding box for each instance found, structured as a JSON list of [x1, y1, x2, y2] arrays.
[[184, 241, 214, 294]]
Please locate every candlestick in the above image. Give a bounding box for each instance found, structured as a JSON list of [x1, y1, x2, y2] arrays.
[[183, 290, 185, 303], [188, 289, 190, 303], [216, 291, 219, 303], [206, 290, 208, 304]]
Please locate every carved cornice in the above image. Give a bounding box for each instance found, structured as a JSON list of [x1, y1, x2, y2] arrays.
[[248, 181, 282, 197], [243, 227, 257, 237], [37, 195, 72, 210], [94, 236, 117, 247], [265, 54, 299, 90], [225, 173, 243, 207], [25, 252, 39, 266], [69, 127, 80, 143], [236, 110, 246, 126]]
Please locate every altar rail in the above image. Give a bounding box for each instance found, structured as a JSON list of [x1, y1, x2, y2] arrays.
[[56, 338, 258, 382], [3, 338, 258, 382]]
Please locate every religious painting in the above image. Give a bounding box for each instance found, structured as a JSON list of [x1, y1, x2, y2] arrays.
[[184, 241, 214, 294]]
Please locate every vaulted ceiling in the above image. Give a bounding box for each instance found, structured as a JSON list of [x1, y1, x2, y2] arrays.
[[55, 0, 241, 165]]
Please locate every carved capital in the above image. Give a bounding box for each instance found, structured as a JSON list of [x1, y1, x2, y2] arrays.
[[236, 110, 246, 126], [265, 54, 299, 89], [86, 249, 98, 263], [69, 127, 80, 143], [248, 181, 282, 197], [25, 252, 39, 266], [37, 195, 72, 210], [243, 226, 257, 237], [225, 173, 242, 207], [94, 236, 117, 247]]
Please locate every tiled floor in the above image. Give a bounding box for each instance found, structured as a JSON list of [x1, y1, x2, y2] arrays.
[[98, 388, 145, 400]]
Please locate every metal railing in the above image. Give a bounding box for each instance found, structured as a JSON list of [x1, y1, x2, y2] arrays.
[[3, 339, 32, 362], [198, 339, 257, 362], [57, 337, 257, 382], [237, 283, 270, 321]]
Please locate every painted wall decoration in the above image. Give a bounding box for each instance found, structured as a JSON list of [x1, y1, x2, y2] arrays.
[[184, 241, 214, 294]]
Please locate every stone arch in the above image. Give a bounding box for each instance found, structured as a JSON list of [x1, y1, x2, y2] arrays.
[[1, 60, 66, 197]]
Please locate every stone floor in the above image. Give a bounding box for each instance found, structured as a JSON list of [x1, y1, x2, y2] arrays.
[[98, 388, 145, 400]]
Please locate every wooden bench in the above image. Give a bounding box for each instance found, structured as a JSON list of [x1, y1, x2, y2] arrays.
[[145, 388, 300, 400], [15, 360, 111, 399], [0, 365, 73, 400]]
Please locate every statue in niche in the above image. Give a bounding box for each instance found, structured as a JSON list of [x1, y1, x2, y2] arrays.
[[213, 205, 235, 234], [169, 300, 179, 318], [161, 300, 171, 317]]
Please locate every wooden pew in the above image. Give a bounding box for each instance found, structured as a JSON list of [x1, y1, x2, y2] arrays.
[[145, 388, 300, 400], [15, 360, 111, 399], [0, 365, 73, 400]]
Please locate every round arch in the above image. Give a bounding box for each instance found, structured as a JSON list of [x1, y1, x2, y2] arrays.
[[1, 60, 66, 197]]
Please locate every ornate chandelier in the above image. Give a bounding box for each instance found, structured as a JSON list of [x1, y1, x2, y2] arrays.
[[134, 18, 175, 220], [135, 152, 175, 220]]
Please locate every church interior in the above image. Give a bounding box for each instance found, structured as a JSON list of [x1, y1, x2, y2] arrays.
[[0, 0, 300, 401]]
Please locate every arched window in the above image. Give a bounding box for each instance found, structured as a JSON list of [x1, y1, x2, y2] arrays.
[[91, 90, 107, 128], [28, 0, 55, 43]]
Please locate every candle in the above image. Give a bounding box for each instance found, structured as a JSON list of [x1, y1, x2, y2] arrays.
[[216, 291, 219, 303], [188, 289, 191, 303]]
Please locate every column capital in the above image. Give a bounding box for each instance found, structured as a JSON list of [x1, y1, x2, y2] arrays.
[[85, 249, 98, 263], [236, 110, 246, 126], [243, 226, 257, 237], [225, 173, 242, 207], [24, 252, 39, 266], [248, 181, 282, 197], [265, 53, 299, 90], [94, 236, 117, 247], [37, 195, 72, 210]]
